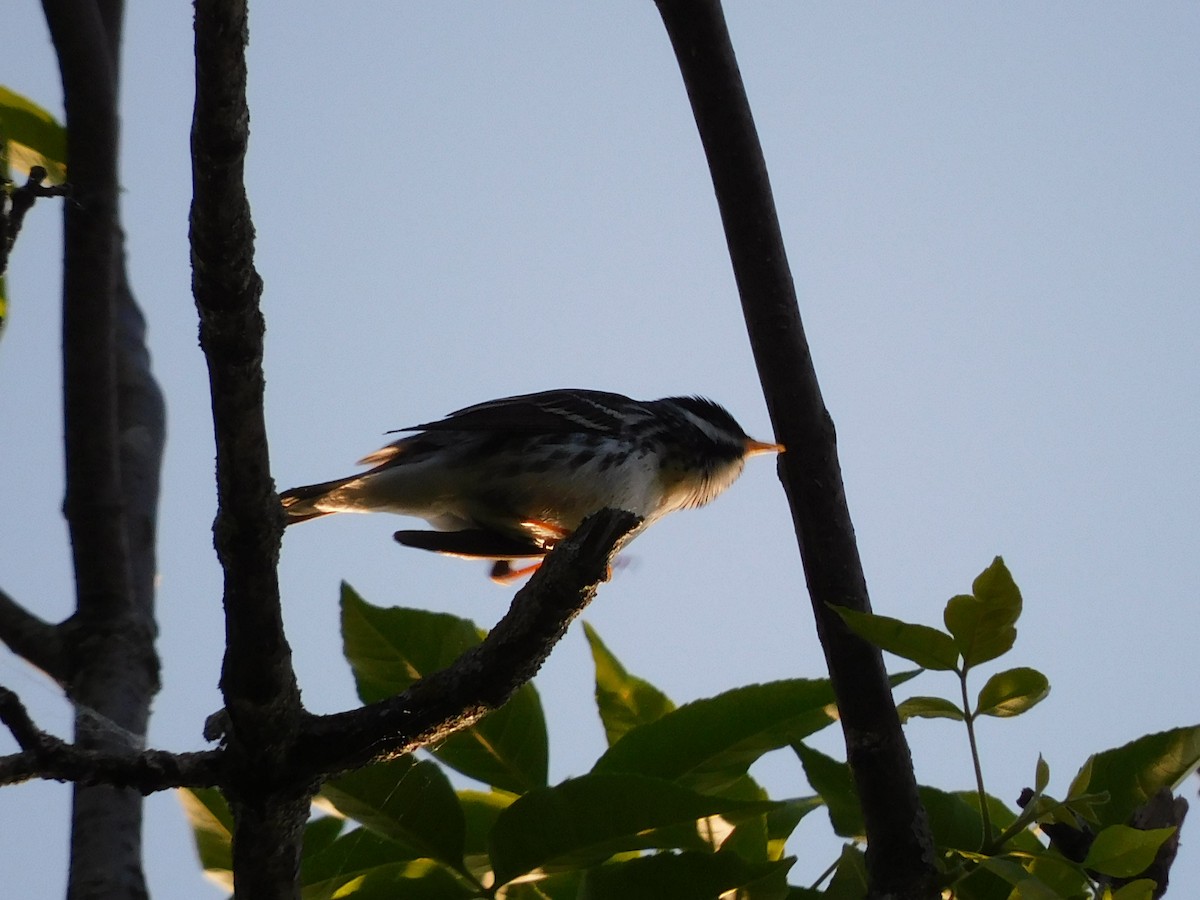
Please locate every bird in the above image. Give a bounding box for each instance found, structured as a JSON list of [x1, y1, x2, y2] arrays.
[[279, 389, 783, 581]]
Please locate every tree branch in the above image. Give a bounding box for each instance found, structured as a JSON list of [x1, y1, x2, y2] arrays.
[[653, 3, 937, 897], [0, 587, 67, 684], [192, 0, 297, 746], [0, 167, 70, 280], [192, 1, 305, 895], [41, 1, 163, 898], [2, 510, 636, 801], [42, 0, 129, 638], [0, 687, 221, 792], [294, 509, 641, 776]]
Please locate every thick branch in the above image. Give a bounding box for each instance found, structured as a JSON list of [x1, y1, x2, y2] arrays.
[[42, 0, 131, 663], [192, 2, 303, 896], [294, 509, 641, 776], [192, 0, 296, 743], [653, 3, 936, 897], [0, 587, 67, 684], [41, 2, 161, 899]]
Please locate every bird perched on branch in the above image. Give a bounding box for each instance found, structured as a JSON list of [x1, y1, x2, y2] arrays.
[[280, 389, 783, 581]]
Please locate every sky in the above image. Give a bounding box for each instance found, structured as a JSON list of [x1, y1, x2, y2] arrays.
[[2, 3, 1198, 898]]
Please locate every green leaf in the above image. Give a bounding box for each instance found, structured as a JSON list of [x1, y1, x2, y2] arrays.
[[975, 667, 1050, 718], [943, 557, 1022, 669], [1110, 879, 1158, 900], [578, 851, 793, 900], [583, 621, 675, 745], [178, 788, 234, 891], [919, 787, 1041, 855], [300, 826, 424, 900], [1073, 726, 1200, 826], [765, 796, 822, 861], [0, 86, 67, 182], [831, 606, 959, 670], [487, 772, 779, 886], [592, 672, 916, 794], [318, 755, 466, 870], [793, 744, 863, 839], [340, 583, 548, 792], [302, 814, 345, 859], [1034, 754, 1050, 793], [701, 775, 771, 861], [504, 870, 586, 900], [944, 862, 1014, 900], [311, 857, 476, 900], [1067, 754, 1094, 800], [897, 695, 965, 722], [1026, 853, 1090, 900], [824, 844, 868, 900], [458, 788, 516, 872], [591, 679, 839, 793], [977, 858, 1061, 900], [1081, 824, 1176, 878]]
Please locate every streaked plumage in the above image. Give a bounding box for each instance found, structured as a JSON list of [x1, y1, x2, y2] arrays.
[[280, 389, 782, 579]]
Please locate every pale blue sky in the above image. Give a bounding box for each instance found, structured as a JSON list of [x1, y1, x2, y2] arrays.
[[2, 4, 1198, 897]]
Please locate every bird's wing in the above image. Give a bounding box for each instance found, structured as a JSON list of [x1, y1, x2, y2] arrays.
[[393, 529, 546, 559], [393, 389, 650, 435]]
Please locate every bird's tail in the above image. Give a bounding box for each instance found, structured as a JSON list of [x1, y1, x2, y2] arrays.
[[279, 476, 355, 525]]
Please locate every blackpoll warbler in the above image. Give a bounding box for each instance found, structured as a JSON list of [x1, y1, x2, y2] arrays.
[[280, 389, 783, 580]]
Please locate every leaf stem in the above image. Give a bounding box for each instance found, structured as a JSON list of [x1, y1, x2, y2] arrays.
[[808, 853, 842, 890], [959, 668, 993, 845]]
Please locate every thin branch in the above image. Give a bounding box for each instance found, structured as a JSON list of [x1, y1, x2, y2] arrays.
[[293, 508, 641, 777], [0, 167, 70, 277], [0, 587, 67, 684], [652, 2, 937, 897], [0, 687, 221, 792]]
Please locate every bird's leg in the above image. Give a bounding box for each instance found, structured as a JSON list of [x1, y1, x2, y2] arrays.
[[489, 558, 546, 584]]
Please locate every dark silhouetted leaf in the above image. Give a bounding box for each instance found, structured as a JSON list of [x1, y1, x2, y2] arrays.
[[793, 744, 863, 839], [592, 679, 839, 793], [319, 755, 465, 870], [341, 583, 548, 792], [578, 851, 792, 900], [487, 773, 778, 886]]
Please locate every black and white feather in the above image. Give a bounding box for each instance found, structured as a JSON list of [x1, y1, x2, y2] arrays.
[[280, 389, 781, 570]]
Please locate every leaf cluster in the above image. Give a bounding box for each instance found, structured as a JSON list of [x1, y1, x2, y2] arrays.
[[831, 558, 1197, 900], [182, 563, 1198, 899]]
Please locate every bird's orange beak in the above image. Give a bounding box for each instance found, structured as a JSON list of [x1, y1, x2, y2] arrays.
[[745, 437, 786, 457]]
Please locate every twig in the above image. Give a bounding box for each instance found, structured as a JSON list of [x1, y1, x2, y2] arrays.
[[0, 588, 67, 684], [1, 167, 71, 275]]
